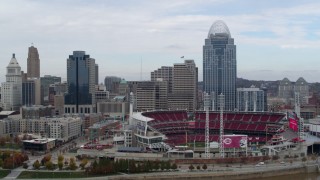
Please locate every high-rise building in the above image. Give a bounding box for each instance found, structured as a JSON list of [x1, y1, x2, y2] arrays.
[[294, 77, 309, 105], [1, 54, 22, 111], [40, 75, 61, 105], [151, 66, 173, 93], [203, 20, 236, 111], [64, 51, 96, 114], [95, 64, 99, 85], [104, 76, 121, 93], [27, 45, 40, 78], [168, 60, 198, 111], [278, 77, 293, 104], [237, 85, 265, 112], [136, 80, 168, 111], [22, 78, 41, 106]]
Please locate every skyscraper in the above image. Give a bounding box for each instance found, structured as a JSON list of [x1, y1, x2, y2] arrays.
[[1, 54, 22, 111], [95, 64, 99, 85], [64, 51, 96, 114], [22, 78, 41, 106], [294, 77, 309, 105], [151, 66, 173, 93], [27, 45, 40, 78], [168, 60, 198, 111], [237, 86, 265, 112], [203, 20, 236, 111], [40, 75, 61, 105]]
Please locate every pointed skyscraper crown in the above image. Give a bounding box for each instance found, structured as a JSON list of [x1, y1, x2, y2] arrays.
[[7, 53, 21, 68]]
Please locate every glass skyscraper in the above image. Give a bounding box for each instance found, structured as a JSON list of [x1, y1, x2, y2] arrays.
[[65, 51, 96, 113], [203, 20, 236, 111]]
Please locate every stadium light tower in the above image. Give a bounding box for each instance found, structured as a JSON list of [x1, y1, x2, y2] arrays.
[[295, 92, 304, 140], [219, 93, 225, 158], [204, 92, 211, 159]]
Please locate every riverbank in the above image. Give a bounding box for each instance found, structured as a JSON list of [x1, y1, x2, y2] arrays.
[[14, 162, 319, 180], [107, 163, 318, 180]]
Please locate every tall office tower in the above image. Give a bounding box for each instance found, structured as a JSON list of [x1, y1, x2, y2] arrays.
[[136, 80, 168, 111], [1, 54, 22, 111], [278, 77, 293, 104], [40, 75, 61, 105], [64, 51, 96, 114], [104, 76, 121, 93], [27, 45, 40, 78], [22, 78, 41, 106], [237, 85, 265, 112], [203, 20, 236, 111], [95, 64, 99, 85], [294, 77, 309, 105], [168, 60, 198, 111], [151, 66, 173, 93]]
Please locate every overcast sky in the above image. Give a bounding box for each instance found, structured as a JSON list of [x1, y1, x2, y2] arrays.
[[1, 0, 320, 83]]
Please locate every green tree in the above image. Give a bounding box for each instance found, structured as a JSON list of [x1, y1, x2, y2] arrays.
[[45, 161, 54, 170], [153, 160, 160, 171], [164, 160, 171, 170], [196, 165, 201, 170], [0, 159, 3, 168], [58, 155, 64, 162], [69, 157, 77, 170], [33, 160, 41, 170], [171, 163, 177, 170], [160, 161, 165, 171], [58, 161, 63, 170]]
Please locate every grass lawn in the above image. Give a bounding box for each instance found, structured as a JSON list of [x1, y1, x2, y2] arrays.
[[0, 143, 22, 149], [18, 171, 102, 179], [0, 169, 11, 178]]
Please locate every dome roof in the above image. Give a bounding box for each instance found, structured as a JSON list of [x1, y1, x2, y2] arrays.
[[208, 20, 231, 38], [7, 53, 20, 68]]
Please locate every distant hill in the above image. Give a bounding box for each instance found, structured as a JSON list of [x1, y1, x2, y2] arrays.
[[198, 78, 320, 98]]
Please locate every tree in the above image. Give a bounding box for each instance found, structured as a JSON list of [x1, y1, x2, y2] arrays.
[[188, 164, 194, 171], [0, 137, 6, 146], [58, 155, 64, 162], [160, 161, 165, 171], [69, 157, 77, 170], [196, 165, 201, 170], [171, 163, 177, 170], [58, 161, 63, 170], [33, 160, 40, 170], [3, 158, 14, 169], [202, 164, 207, 170], [23, 163, 28, 169], [45, 161, 54, 170], [13, 135, 21, 144], [80, 158, 88, 170], [153, 160, 160, 171], [0, 159, 3, 168], [41, 155, 51, 166], [164, 161, 171, 170]]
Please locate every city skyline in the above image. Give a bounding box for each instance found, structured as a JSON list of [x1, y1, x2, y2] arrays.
[[1, 0, 320, 83]]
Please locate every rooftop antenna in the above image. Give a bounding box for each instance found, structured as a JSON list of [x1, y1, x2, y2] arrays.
[[140, 57, 142, 81]]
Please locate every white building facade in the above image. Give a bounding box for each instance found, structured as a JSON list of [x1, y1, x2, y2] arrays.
[[1, 54, 22, 111]]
